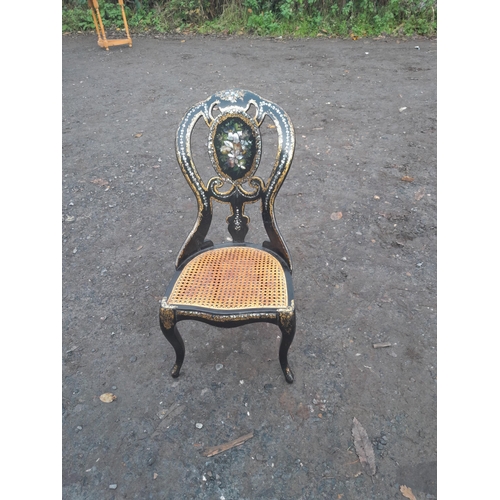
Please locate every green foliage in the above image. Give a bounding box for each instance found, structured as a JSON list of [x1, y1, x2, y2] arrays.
[[63, 1, 130, 31], [62, 0, 436, 37]]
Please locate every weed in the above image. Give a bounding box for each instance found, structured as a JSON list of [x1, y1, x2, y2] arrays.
[[62, 0, 437, 37]]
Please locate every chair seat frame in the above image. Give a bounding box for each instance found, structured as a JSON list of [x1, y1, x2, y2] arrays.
[[159, 90, 296, 383]]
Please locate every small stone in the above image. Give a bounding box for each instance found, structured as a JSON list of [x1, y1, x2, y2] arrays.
[[215, 364, 223, 371], [196, 423, 203, 429], [109, 484, 117, 490], [130, 355, 137, 363], [76, 426, 83, 431]]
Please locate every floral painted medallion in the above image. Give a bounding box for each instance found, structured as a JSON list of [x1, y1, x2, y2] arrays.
[[209, 113, 261, 182]]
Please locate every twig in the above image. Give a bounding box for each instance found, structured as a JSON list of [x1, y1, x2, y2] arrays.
[[201, 432, 254, 457], [373, 342, 392, 349]]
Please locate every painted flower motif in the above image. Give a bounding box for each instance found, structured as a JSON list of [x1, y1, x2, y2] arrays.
[[216, 89, 245, 103], [217, 127, 253, 172], [212, 116, 257, 181]]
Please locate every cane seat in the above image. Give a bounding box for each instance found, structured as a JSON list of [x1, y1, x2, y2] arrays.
[[167, 246, 288, 310]]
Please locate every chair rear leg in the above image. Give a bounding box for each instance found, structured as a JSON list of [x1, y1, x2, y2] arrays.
[[278, 311, 296, 383], [159, 319, 185, 378]]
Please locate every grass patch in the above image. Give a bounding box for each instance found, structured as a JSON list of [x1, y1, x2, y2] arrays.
[[62, 0, 436, 38]]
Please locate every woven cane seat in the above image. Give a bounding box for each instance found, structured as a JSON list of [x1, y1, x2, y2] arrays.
[[167, 246, 288, 310]]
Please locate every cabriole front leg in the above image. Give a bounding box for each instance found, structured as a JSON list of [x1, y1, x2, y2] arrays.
[[278, 305, 296, 383], [159, 303, 185, 378]]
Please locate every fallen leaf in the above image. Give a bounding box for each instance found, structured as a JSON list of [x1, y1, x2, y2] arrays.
[[99, 393, 116, 403], [91, 178, 109, 186], [400, 485, 417, 500], [330, 211, 343, 221], [134, 132, 143, 138], [414, 188, 425, 201], [350, 33, 359, 40], [401, 176, 415, 182], [352, 417, 376, 475], [295, 403, 310, 421]]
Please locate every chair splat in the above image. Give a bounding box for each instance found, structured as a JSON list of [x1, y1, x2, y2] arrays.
[[175, 89, 295, 270]]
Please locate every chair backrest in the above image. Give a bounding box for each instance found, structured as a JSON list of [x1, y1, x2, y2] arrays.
[[175, 89, 295, 270]]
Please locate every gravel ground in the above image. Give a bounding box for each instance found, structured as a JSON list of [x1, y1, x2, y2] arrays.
[[62, 32, 436, 499]]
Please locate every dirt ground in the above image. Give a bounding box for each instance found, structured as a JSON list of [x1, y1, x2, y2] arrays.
[[62, 32, 437, 499]]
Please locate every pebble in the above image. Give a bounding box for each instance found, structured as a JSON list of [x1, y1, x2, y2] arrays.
[[130, 355, 137, 363], [196, 423, 203, 429], [109, 484, 117, 490], [215, 364, 223, 371]]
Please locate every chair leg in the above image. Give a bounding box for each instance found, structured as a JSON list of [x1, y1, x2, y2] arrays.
[[159, 319, 185, 378], [278, 310, 296, 383]]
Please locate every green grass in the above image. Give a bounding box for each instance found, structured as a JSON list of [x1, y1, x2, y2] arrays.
[[62, 0, 436, 38]]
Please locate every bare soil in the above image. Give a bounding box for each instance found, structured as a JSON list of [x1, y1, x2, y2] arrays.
[[62, 33, 437, 499]]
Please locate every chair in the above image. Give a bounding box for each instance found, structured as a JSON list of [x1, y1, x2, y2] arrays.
[[159, 89, 296, 383], [88, 0, 132, 50]]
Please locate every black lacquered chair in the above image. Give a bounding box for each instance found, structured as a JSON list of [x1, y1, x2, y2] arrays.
[[159, 89, 296, 383]]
